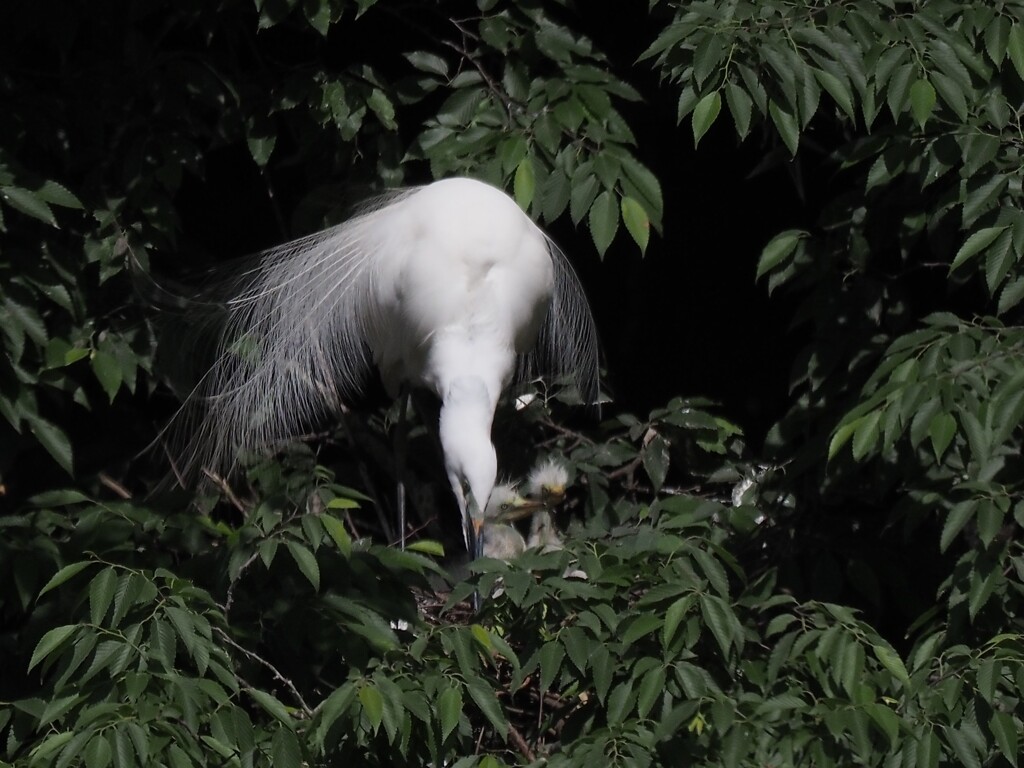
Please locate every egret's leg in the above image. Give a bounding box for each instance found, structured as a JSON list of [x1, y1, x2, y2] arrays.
[[395, 387, 411, 549]]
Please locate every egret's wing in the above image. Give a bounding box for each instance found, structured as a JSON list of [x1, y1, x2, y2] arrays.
[[170, 188, 419, 478], [518, 237, 601, 406]]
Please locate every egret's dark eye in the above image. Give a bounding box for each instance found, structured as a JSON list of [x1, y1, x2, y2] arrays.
[[500, 503, 511, 512]]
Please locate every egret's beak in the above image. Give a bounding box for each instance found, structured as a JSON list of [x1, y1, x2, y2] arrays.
[[467, 493, 485, 561], [494, 496, 546, 523]]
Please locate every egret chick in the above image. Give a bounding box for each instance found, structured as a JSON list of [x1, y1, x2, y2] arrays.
[[481, 483, 545, 561], [525, 458, 570, 551], [175, 178, 599, 559]]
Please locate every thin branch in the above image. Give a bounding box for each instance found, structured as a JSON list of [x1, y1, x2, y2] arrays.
[[213, 626, 314, 718], [98, 472, 132, 499]]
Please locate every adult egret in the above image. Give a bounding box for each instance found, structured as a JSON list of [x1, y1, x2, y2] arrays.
[[178, 177, 599, 560]]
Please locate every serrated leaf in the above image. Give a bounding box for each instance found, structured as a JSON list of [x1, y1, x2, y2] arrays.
[[588, 190, 619, 256], [691, 91, 721, 147], [248, 688, 292, 725], [929, 412, 957, 461], [620, 196, 649, 254], [699, 594, 735, 658], [286, 542, 320, 591], [359, 685, 384, 733], [724, 82, 753, 139], [247, 135, 276, 168], [90, 568, 117, 625], [513, 157, 535, 212], [1, 186, 57, 226], [26, 414, 73, 474], [464, 675, 507, 739], [851, 409, 882, 460], [271, 728, 301, 768], [36, 180, 83, 209], [951, 226, 1008, 271], [39, 561, 93, 597], [437, 687, 462, 741], [756, 230, 804, 279], [641, 433, 669, 491], [1008, 24, 1024, 81], [662, 595, 690, 648], [872, 642, 910, 687], [989, 710, 1018, 766], [321, 514, 352, 557], [29, 625, 77, 671], [91, 349, 122, 402], [768, 101, 799, 156], [909, 79, 936, 128]]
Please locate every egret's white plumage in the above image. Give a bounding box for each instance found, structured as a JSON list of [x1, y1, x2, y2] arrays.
[[179, 178, 598, 557]]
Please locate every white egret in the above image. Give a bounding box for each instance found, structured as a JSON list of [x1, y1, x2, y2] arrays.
[[177, 177, 599, 560]]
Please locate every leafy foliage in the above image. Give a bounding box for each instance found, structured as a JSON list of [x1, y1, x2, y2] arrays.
[[2, 0, 1024, 766]]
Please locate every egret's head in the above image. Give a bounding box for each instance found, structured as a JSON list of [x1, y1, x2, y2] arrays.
[[485, 482, 545, 523], [439, 377, 498, 552], [526, 457, 570, 506]]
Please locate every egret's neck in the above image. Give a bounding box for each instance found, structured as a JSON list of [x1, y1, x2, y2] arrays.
[[439, 376, 498, 537]]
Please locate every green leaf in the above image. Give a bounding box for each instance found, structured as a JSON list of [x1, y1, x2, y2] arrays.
[[588, 190, 619, 256], [90, 567, 118, 625], [321, 514, 352, 557], [662, 595, 691, 648], [909, 79, 936, 128], [929, 412, 957, 461], [287, 542, 320, 591], [620, 196, 650, 254], [359, 685, 384, 733], [641, 433, 669, 491], [813, 68, 856, 121], [756, 229, 805, 279], [768, 101, 799, 156], [437, 686, 462, 741], [951, 226, 1008, 271], [271, 728, 301, 768], [367, 89, 396, 130], [39, 561, 93, 597], [851, 409, 882, 460], [691, 91, 721, 147], [36, 180, 83, 209], [635, 665, 666, 720], [26, 414, 73, 474], [1, 186, 57, 226], [406, 539, 444, 557], [29, 625, 77, 671], [699, 594, 736, 658], [872, 642, 910, 687], [724, 82, 753, 139], [464, 675, 507, 739], [513, 157, 535, 212], [84, 735, 113, 768], [247, 135, 276, 168], [941, 499, 977, 552], [989, 710, 1019, 767], [248, 688, 292, 725], [539, 641, 564, 691], [1007, 23, 1024, 81], [91, 349, 122, 402]]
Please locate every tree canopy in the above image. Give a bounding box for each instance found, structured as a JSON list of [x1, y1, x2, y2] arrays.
[[2, 1, 1024, 766]]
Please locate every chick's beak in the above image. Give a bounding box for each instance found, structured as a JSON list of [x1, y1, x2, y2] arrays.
[[495, 497, 546, 523]]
